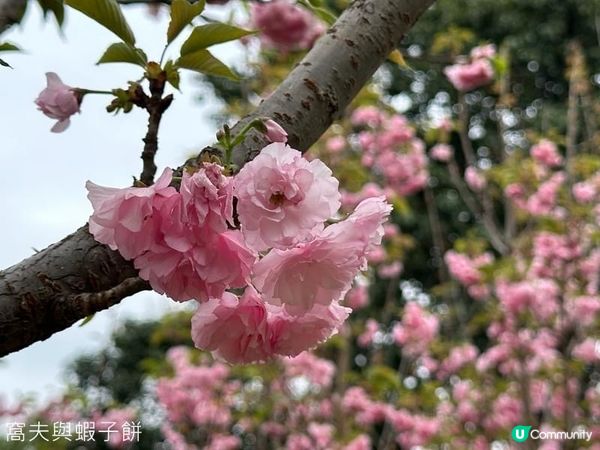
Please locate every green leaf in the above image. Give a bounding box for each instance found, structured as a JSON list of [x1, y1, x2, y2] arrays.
[[65, 0, 136, 45], [366, 365, 401, 396], [297, 0, 336, 25], [0, 58, 11, 68], [167, 0, 206, 44], [0, 42, 20, 52], [180, 23, 254, 55], [177, 49, 238, 80], [37, 0, 65, 26], [97, 42, 147, 67], [388, 49, 411, 70], [164, 60, 181, 90]]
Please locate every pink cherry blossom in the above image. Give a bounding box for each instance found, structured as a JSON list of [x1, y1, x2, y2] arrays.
[[191, 288, 351, 362], [435, 117, 453, 132], [341, 386, 371, 412], [251, 0, 322, 51], [161, 425, 189, 450], [383, 223, 399, 238], [283, 352, 336, 387], [343, 284, 369, 309], [35, 72, 80, 132], [495, 279, 559, 321], [340, 182, 387, 210], [377, 261, 403, 279], [286, 434, 312, 450], [373, 141, 428, 196], [307, 422, 334, 448], [532, 231, 580, 263], [470, 43, 496, 60], [467, 283, 490, 300], [430, 143, 454, 162], [234, 142, 341, 251], [392, 302, 439, 356], [325, 135, 346, 154], [267, 302, 351, 357], [264, 119, 288, 143], [504, 182, 527, 209], [568, 296, 600, 326], [134, 230, 255, 302], [531, 139, 563, 167], [206, 434, 240, 450], [351, 106, 385, 127], [252, 197, 391, 314], [572, 181, 597, 203], [86, 168, 177, 259], [483, 393, 523, 431], [444, 250, 486, 286], [353, 400, 389, 426], [357, 319, 379, 347], [261, 422, 286, 437], [395, 415, 439, 448], [464, 166, 487, 191], [526, 172, 565, 216], [572, 338, 599, 363], [451, 380, 473, 402], [180, 164, 233, 234], [191, 287, 270, 363], [444, 59, 494, 92], [191, 401, 230, 427], [438, 344, 479, 378]]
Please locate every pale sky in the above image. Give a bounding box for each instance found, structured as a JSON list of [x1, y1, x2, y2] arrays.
[[0, 2, 244, 407]]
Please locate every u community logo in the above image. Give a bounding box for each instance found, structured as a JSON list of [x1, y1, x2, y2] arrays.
[[511, 425, 593, 443], [512, 426, 532, 442]]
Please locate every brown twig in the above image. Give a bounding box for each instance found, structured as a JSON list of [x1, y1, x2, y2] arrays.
[[496, 46, 516, 242], [458, 93, 477, 166], [565, 46, 579, 179], [456, 94, 509, 254], [65, 277, 150, 320], [424, 186, 447, 282], [138, 75, 174, 186], [448, 160, 508, 254]]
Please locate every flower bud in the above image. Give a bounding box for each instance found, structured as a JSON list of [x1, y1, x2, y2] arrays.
[[35, 72, 80, 133]]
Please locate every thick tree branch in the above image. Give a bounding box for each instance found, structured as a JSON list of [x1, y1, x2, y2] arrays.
[[228, 0, 433, 166], [0, 0, 436, 357], [0, 226, 148, 356]]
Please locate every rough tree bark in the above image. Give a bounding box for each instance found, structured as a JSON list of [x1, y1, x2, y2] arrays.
[[0, 0, 436, 357]]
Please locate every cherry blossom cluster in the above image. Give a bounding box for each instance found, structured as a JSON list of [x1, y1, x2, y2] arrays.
[[156, 347, 374, 450], [87, 142, 391, 363], [342, 386, 440, 448], [348, 107, 429, 196], [444, 44, 496, 92], [444, 250, 494, 300], [250, 0, 324, 52], [505, 139, 600, 219], [155, 346, 451, 450]]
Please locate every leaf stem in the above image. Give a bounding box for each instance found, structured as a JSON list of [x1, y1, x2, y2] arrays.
[[78, 88, 114, 95]]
